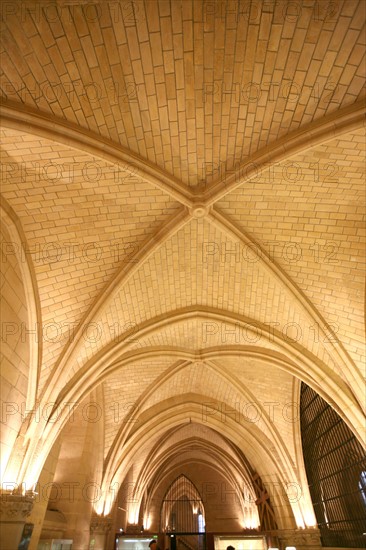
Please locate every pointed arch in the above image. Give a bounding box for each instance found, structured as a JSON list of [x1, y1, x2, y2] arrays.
[[0, 198, 42, 410]]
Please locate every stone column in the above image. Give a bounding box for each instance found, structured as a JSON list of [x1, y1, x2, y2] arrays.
[[0, 493, 35, 550], [89, 516, 113, 550]]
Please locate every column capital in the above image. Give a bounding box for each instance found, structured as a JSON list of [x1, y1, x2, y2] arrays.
[[90, 515, 113, 533], [267, 528, 322, 547], [0, 493, 34, 521], [126, 524, 145, 534]]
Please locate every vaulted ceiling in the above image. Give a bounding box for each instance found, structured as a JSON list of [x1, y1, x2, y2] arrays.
[[0, 0, 365, 531]]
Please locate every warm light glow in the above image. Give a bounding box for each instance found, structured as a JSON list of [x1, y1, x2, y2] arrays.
[[294, 506, 318, 529], [2, 471, 39, 496], [303, 507, 317, 527], [94, 499, 105, 516], [128, 502, 140, 524], [103, 501, 113, 516], [242, 504, 260, 529], [241, 518, 260, 529], [93, 486, 113, 516], [291, 501, 306, 529], [144, 513, 152, 530]]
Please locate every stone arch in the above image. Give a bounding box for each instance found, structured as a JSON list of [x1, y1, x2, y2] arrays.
[[0, 200, 42, 484]]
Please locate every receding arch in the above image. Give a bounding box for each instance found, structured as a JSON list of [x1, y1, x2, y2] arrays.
[[101, 358, 296, 497], [50, 307, 356, 400], [42, 307, 363, 445], [20, 336, 363, 493], [98, 397, 311, 530], [19, 331, 363, 496], [130, 435, 259, 530]]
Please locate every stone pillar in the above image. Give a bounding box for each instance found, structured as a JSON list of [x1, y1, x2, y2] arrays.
[[0, 493, 35, 550], [27, 438, 62, 550], [89, 516, 113, 550]]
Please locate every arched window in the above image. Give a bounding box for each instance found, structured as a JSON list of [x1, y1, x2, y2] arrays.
[[300, 383, 366, 547], [160, 475, 206, 533], [198, 513, 205, 533], [358, 471, 366, 508]]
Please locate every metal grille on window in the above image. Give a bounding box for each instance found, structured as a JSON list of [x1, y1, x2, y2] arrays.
[[160, 475, 205, 534], [300, 383, 366, 548]]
